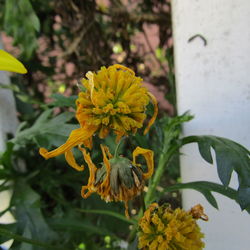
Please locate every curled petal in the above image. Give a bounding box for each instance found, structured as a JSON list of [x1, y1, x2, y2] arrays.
[[100, 144, 112, 192], [65, 150, 84, 171], [102, 145, 113, 159], [132, 147, 154, 180], [39, 126, 97, 160], [86, 71, 95, 103], [82, 148, 97, 186], [81, 186, 94, 199], [113, 64, 135, 76], [144, 92, 158, 135], [81, 148, 97, 198]]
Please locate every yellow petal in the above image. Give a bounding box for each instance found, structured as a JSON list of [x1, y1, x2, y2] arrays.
[[79, 147, 98, 198], [86, 71, 95, 101], [99, 126, 109, 139], [65, 150, 84, 171], [81, 186, 94, 199], [115, 130, 126, 143], [39, 126, 97, 159], [132, 147, 154, 179], [138, 234, 150, 249], [149, 239, 159, 250], [82, 148, 97, 184], [100, 144, 111, 188], [112, 64, 135, 76], [82, 137, 93, 149], [0, 50, 27, 74], [144, 92, 158, 135]]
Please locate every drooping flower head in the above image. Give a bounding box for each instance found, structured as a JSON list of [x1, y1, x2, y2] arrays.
[[80, 145, 154, 217], [39, 64, 158, 168], [138, 203, 207, 250]]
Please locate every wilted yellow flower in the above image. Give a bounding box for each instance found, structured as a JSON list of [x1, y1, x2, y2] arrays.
[[76, 64, 158, 140], [138, 203, 207, 250], [0, 49, 27, 74], [190, 204, 209, 221], [39, 64, 158, 170], [80, 144, 154, 217]]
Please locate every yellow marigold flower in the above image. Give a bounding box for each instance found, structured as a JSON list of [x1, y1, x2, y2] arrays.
[[138, 203, 207, 250], [76, 64, 158, 139], [80, 144, 154, 218], [39, 64, 158, 170], [0, 49, 27, 74]]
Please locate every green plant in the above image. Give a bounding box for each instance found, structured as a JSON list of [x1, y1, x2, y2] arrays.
[[0, 1, 249, 249], [1, 81, 249, 250]]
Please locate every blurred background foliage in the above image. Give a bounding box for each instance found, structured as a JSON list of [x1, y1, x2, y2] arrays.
[[0, 0, 175, 115]]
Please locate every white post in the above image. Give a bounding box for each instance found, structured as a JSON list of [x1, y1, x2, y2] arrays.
[[0, 38, 18, 249], [172, 1, 250, 249]]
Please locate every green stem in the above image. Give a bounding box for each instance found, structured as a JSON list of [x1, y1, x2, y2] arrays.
[[114, 137, 126, 158], [127, 193, 148, 243], [144, 153, 167, 205], [0, 206, 10, 217], [145, 143, 181, 206], [0, 228, 63, 250], [140, 193, 146, 213], [127, 145, 178, 243], [128, 146, 179, 243]]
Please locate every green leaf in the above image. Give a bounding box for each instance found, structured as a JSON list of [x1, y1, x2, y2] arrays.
[[181, 135, 250, 210], [76, 209, 136, 225], [1, 83, 44, 108], [49, 218, 116, 238], [197, 138, 213, 164], [0, 142, 14, 169], [144, 113, 193, 205], [0, 223, 16, 244], [160, 113, 193, 158], [0, 83, 20, 92], [0, 184, 11, 192], [3, 0, 40, 59], [0, 227, 62, 249], [10, 180, 58, 248], [11, 110, 78, 147], [164, 181, 241, 211], [50, 94, 78, 108], [238, 188, 250, 211]]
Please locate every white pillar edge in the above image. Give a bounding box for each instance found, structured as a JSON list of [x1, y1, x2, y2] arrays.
[[172, 1, 250, 250], [0, 36, 19, 249]]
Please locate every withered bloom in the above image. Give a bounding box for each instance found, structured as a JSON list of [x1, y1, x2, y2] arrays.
[[39, 64, 158, 169], [80, 145, 154, 217]]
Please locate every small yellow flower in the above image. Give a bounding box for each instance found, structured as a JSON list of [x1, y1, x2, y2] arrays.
[[0, 49, 27, 74], [39, 64, 158, 170], [138, 203, 207, 250], [80, 145, 154, 217]]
